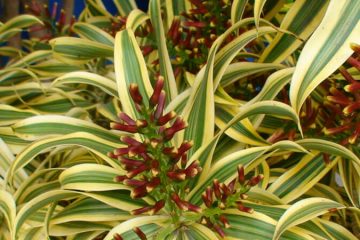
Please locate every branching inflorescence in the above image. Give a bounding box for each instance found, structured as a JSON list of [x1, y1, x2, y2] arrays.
[[109, 77, 263, 239]]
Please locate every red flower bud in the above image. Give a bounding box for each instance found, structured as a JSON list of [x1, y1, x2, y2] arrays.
[[128, 144, 147, 157], [236, 201, 254, 213], [164, 118, 187, 140], [213, 224, 225, 238], [171, 193, 188, 210], [129, 84, 143, 105], [150, 200, 165, 215], [114, 147, 129, 156], [146, 177, 161, 192], [167, 171, 186, 181], [123, 179, 147, 187], [111, 123, 138, 133], [141, 45, 154, 56], [248, 175, 264, 186], [345, 82, 360, 93], [133, 227, 147, 240], [237, 165, 245, 184], [114, 233, 123, 240], [219, 215, 230, 229], [114, 175, 127, 182], [183, 201, 202, 213], [154, 90, 166, 119], [213, 179, 222, 199], [157, 111, 177, 126], [120, 136, 142, 146], [150, 76, 165, 106], [344, 101, 360, 115], [127, 164, 148, 178], [131, 185, 148, 199], [131, 205, 153, 215]]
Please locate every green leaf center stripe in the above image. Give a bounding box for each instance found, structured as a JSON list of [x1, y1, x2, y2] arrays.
[[272, 154, 326, 197], [296, 0, 360, 107], [216, 107, 268, 144], [263, 0, 327, 63], [225, 214, 307, 240], [121, 30, 149, 106], [14, 122, 119, 142]]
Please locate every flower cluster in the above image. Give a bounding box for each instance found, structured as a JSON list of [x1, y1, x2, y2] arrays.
[[25, 1, 75, 39], [166, 0, 234, 75], [200, 165, 263, 237], [109, 78, 263, 239], [109, 77, 202, 238]]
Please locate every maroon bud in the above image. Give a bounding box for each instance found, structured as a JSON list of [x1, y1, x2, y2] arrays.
[[344, 101, 360, 115], [163, 146, 178, 156], [164, 118, 187, 140], [167, 171, 186, 181], [177, 141, 193, 157], [150, 200, 165, 215], [248, 175, 264, 186], [171, 193, 188, 210], [237, 165, 245, 184], [183, 21, 207, 28], [183, 201, 202, 213], [119, 156, 144, 170], [114, 233, 123, 240], [114, 175, 127, 182], [127, 164, 148, 178], [128, 144, 147, 157], [349, 123, 360, 144], [219, 215, 230, 229], [146, 177, 161, 192], [181, 154, 188, 168], [220, 183, 231, 196], [131, 205, 153, 215], [129, 84, 143, 105], [157, 111, 177, 126], [133, 227, 147, 240], [120, 136, 141, 146], [111, 123, 138, 133], [131, 185, 148, 199], [136, 119, 148, 129], [141, 45, 153, 56], [213, 179, 222, 199], [185, 160, 201, 178], [150, 76, 165, 106], [345, 82, 360, 93], [154, 90, 166, 119], [124, 179, 147, 187], [202, 193, 212, 208], [227, 179, 236, 193], [213, 224, 225, 238], [114, 147, 129, 156], [236, 201, 254, 213]]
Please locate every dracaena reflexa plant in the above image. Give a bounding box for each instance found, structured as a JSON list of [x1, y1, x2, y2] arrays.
[[0, 0, 360, 240]]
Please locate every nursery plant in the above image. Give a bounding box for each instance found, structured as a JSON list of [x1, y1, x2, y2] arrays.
[[0, 0, 359, 239]]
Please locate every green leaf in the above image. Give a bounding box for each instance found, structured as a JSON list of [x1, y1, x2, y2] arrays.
[[260, 0, 329, 63], [289, 0, 360, 113], [52, 71, 118, 98], [50, 37, 113, 64], [273, 198, 345, 240], [59, 164, 127, 191], [149, 0, 178, 102], [114, 28, 153, 119]]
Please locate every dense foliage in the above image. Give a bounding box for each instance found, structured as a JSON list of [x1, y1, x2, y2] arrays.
[[0, 0, 359, 239]]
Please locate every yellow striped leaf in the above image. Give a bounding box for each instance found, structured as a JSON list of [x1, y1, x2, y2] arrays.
[[52, 71, 118, 98], [273, 197, 345, 240], [114, 28, 153, 119], [289, 0, 360, 113], [149, 0, 178, 101], [260, 0, 329, 63], [59, 164, 126, 191]]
